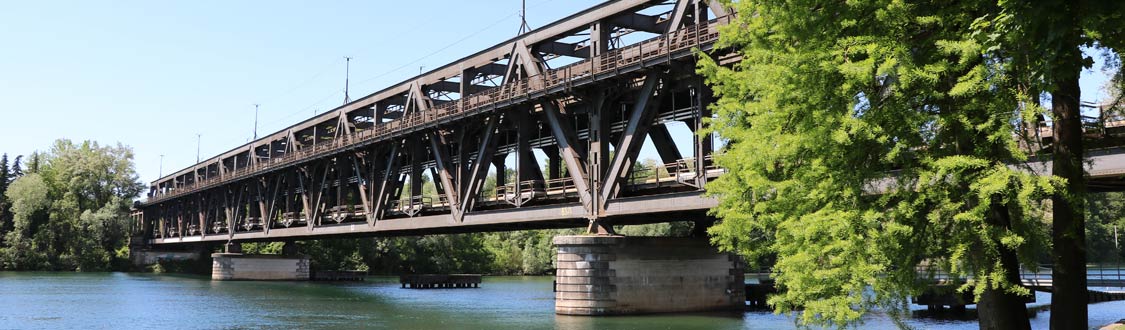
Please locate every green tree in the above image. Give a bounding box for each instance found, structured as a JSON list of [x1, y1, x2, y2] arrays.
[[299, 238, 374, 272], [2, 173, 51, 269], [699, 1, 1069, 328], [616, 221, 694, 237], [978, 2, 1124, 328], [10, 155, 22, 178], [0, 154, 12, 238], [0, 154, 8, 191], [483, 231, 526, 274], [482, 229, 568, 275], [1086, 192, 1125, 262], [0, 140, 143, 271]]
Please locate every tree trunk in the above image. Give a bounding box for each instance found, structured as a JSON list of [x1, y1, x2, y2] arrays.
[[976, 257, 1032, 330], [1050, 46, 1088, 330], [977, 205, 1032, 330]]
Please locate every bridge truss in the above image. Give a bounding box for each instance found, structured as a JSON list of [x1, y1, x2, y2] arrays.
[[137, 0, 736, 244]]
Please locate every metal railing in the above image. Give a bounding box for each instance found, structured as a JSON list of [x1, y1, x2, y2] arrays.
[[1021, 263, 1125, 289], [390, 196, 432, 216], [144, 16, 729, 205], [915, 263, 1125, 290]]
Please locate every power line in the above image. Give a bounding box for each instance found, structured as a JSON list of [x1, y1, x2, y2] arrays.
[[260, 57, 345, 107], [258, 90, 344, 130], [257, 0, 558, 136], [169, 0, 558, 167], [351, 0, 554, 89]]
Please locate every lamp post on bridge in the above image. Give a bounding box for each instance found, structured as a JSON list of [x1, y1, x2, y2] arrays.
[[253, 104, 260, 140], [196, 134, 202, 163], [344, 57, 352, 104]]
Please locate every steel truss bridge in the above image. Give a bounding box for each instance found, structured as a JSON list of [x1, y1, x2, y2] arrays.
[[135, 0, 1125, 246], [138, 0, 737, 245]]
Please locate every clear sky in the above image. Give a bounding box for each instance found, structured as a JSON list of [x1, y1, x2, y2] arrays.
[[0, 0, 1117, 187], [0, 0, 605, 185]]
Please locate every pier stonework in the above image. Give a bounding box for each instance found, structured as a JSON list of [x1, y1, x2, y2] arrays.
[[211, 253, 310, 281], [553, 235, 745, 315]]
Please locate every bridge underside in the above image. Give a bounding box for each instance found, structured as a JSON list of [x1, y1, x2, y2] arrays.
[[150, 192, 715, 244]]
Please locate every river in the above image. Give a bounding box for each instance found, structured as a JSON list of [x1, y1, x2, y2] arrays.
[[0, 272, 1121, 329]]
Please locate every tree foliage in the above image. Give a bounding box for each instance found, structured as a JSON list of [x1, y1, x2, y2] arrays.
[[991, 2, 1125, 327], [1087, 192, 1125, 262], [0, 154, 14, 237], [0, 140, 144, 271], [698, 0, 1078, 326], [243, 223, 685, 276]]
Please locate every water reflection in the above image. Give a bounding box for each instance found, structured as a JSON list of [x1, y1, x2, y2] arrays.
[[0, 272, 1121, 329]]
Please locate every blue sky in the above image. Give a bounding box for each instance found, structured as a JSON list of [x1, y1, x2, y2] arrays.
[[0, 0, 1117, 186], [0, 0, 604, 183]]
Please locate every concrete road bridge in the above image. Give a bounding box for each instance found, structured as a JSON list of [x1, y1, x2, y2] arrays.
[[129, 0, 1125, 315]]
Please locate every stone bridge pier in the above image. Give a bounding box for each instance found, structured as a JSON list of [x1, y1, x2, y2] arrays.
[[553, 235, 745, 315], [211, 242, 310, 281]]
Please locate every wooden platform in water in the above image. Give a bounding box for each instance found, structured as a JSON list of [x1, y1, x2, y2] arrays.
[[400, 274, 481, 289]]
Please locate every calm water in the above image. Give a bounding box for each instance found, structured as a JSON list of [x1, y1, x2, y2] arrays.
[[0, 272, 1121, 329]]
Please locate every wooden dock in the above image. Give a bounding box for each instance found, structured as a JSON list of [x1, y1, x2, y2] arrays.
[[400, 274, 481, 288]]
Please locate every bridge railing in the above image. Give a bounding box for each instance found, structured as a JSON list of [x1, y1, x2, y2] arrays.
[[914, 263, 1125, 289], [144, 16, 730, 205]]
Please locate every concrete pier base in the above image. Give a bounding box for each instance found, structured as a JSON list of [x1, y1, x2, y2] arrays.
[[553, 235, 744, 315], [211, 253, 310, 281]]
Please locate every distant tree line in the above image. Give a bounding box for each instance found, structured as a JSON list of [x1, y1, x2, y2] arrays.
[[0, 142, 697, 274], [0, 140, 144, 271], [0, 140, 1122, 277], [243, 221, 696, 275]]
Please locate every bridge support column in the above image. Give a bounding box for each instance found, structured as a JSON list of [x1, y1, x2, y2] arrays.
[[553, 235, 744, 315], [212, 242, 309, 281]]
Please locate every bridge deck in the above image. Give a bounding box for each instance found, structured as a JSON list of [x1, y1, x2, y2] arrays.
[[150, 191, 715, 244]]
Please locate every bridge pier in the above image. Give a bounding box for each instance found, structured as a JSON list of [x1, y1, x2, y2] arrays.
[[129, 242, 209, 271], [211, 242, 309, 281], [553, 235, 744, 315]]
